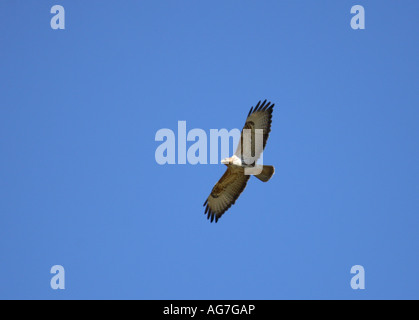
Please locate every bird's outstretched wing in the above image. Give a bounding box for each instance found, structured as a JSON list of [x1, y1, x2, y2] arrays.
[[203, 166, 250, 223], [234, 100, 274, 165]]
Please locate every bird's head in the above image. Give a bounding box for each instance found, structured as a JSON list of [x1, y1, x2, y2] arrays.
[[221, 155, 242, 166], [221, 157, 231, 165]]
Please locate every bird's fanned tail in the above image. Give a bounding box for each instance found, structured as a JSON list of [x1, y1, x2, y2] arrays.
[[254, 165, 275, 182]]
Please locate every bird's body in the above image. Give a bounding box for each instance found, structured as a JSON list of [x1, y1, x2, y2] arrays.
[[204, 100, 275, 223]]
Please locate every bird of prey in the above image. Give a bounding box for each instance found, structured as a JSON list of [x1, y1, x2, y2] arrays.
[[203, 100, 275, 223]]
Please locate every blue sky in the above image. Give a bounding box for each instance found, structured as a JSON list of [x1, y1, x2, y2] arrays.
[[0, 1, 418, 299]]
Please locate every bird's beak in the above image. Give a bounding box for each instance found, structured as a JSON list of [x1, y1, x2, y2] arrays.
[[221, 158, 229, 165]]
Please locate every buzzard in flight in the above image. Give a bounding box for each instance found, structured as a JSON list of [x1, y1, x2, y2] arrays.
[[203, 100, 275, 223]]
